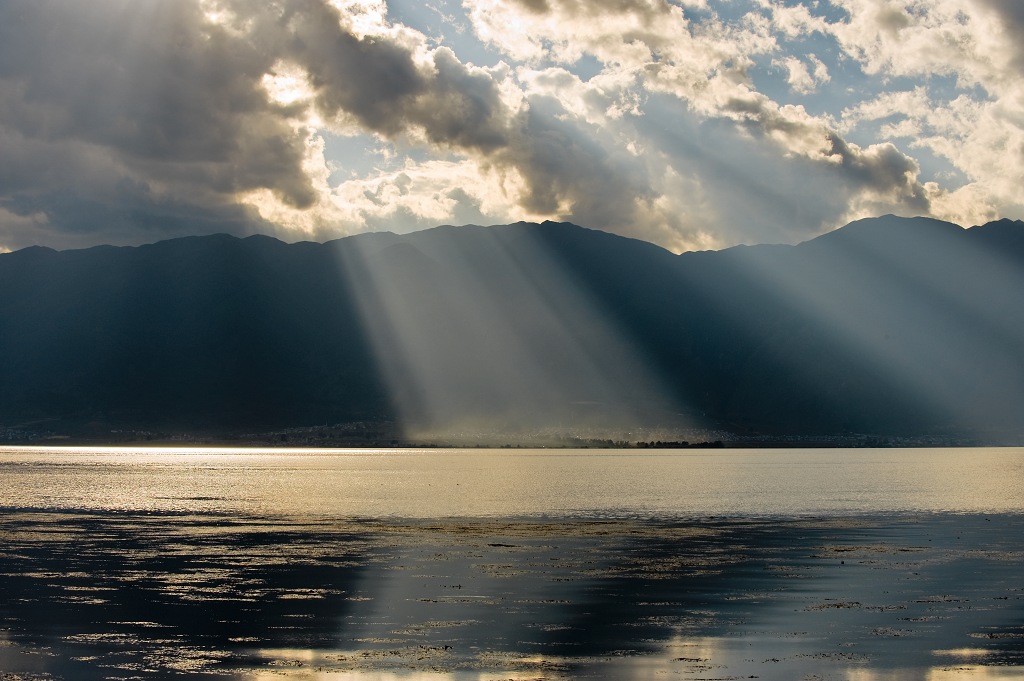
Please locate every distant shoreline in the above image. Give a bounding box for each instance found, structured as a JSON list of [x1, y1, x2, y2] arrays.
[[3, 416, 1009, 449], [2, 434, 1000, 449]]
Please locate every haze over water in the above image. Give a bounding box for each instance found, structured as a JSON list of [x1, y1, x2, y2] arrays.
[[2, 446, 1024, 680]]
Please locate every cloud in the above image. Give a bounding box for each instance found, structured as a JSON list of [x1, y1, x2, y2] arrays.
[[238, 1, 512, 152], [777, 54, 829, 94], [823, 0, 1020, 90], [978, 0, 1024, 68], [830, 0, 1024, 221], [0, 0, 1021, 252], [0, 0, 314, 248], [499, 96, 653, 229], [327, 157, 522, 234], [462, 0, 959, 245], [763, 0, 1024, 219], [0, 0, 661, 247], [232, 0, 678, 244], [840, 88, 932, 130], [630, 94, 930, 247]]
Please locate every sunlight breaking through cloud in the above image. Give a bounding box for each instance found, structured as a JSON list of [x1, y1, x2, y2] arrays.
[[1, 0, 1022, 251]]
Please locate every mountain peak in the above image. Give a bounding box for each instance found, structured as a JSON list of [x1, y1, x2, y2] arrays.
[[966, 217, 1024, 254], [804, 214, 964, 247], [795, 215, 968, 262], [973, 217, 1024, 230], [1, 244, 57, 259]]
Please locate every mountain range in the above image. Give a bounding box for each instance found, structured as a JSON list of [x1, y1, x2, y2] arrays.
[[2, 215, 1023, 444]]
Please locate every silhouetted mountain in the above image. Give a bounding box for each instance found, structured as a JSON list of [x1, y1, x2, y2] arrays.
[[2, 216, 1022, 442]]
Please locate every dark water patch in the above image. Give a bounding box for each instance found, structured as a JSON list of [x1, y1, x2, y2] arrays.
[[0, 510, 372, 678], [0, 511, 1023, 679]]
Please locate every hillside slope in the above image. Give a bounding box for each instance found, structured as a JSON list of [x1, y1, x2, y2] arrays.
[[2, 216, 1022, 442]]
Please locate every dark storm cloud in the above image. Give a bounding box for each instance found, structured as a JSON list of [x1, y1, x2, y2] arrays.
[[243, 0, 429, 136], [218, 0, 512, 153], [1, 0, 648, 249], [825, 133, 930, 211], [498, 94, 652, 230], [0, 0, 312, 248], [722, 96, 817, 139], [297, 26, 509, 150], [0, 182, 270, 252], [0, 3, 258, 163]]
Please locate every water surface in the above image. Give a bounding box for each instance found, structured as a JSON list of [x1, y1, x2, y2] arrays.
[[2, 446, 1023, 516], [1, 447, 1022, 680]]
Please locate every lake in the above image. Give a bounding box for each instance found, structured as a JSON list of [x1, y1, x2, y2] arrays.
[[1, 446, 1023, 679]]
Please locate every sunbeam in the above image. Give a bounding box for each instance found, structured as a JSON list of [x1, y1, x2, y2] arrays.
[[336, 222, 694, 443], [675, 215, 1024, 439]]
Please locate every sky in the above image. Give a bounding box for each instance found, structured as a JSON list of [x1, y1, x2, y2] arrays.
[[0, 0, 1022, 254]]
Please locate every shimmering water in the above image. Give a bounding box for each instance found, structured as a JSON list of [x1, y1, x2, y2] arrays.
[[2, 446, 1023, 517], [1, 447, 1023, 680]]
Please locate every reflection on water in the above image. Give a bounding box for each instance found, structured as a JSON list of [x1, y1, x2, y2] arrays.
[[1, 511, 1023, 679], [2, 446, 1024, 516], [0, 448, 1023, 679]]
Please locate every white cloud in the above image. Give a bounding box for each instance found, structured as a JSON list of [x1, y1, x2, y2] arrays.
[[461, 0, 985, 246], [924, 181, 1003, 227], [332, 157, 523, 228], [919, 93, 1024, 209], [778, 55, 819, 94], [767, 0, 1024, 225], [809, 53, 830, 85], [825, 0, 1019, 92], [843, 87, 930, 120]]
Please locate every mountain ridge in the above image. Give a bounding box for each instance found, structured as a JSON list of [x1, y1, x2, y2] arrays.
[[2, 216, 1022, 444], [6, 214, 1022, 259]]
